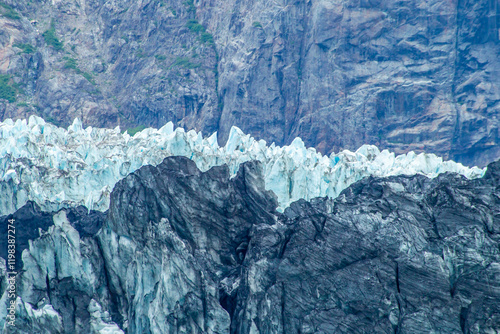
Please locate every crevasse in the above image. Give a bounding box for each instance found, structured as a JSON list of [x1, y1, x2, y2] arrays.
[[0, 116, 485, 215]]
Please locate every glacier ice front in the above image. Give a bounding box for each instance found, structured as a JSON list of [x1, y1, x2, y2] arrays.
[[0, 116, 486, 215]]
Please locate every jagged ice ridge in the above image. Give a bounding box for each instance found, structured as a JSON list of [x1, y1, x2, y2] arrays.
[[0, 116, 485, 215]]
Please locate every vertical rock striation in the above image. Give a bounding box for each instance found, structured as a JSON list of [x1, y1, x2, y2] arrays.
[[198, 0, 500, 166]]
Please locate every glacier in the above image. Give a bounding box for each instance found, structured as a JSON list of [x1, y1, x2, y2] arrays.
[[0, 115, 486, 215]]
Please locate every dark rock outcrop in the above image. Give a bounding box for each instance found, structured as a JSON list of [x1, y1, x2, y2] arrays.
[[0, 157, 499, 333], [100, 156, 278, 333], [1, 0, 499, 166], [235, 162, 500, 333]]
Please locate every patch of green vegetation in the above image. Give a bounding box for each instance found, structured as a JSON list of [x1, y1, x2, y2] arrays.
[[252, 21, 262, 28], [186, 19, 205, 32], [122, 35, 129, 43], [183, 0, 195, 13], [11, 80, 23, 95], [13, 43, 35, 54], [0, 3, 20, 20], [155, 54, 167, 61], [200, 32, 214, 46], [126, 125, 146, 136], [45, 115, 61, 126], [16, 102, 28, 107], [82, 72, 96, 85], [172, 56, 200, 69], [170, 8, 176, 15], [63, 57, 97, 85], [63, 57, 81, 72], [43, 20, 63, 51], [136, 48, 146, 58], [186, 19, 214, 46], [0, 74, 17, 103]]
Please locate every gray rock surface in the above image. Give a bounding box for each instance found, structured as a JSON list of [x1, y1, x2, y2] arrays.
[[1, 156, 499, 333], [0, 0, 499, 166], [198, 0, 500, 166], [0, 0, 219, 133]]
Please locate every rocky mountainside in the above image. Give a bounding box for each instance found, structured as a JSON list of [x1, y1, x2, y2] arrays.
[[1, 155, 499, 333], [0, 0, 499, 167]]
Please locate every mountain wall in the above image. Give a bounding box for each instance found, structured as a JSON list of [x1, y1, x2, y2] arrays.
[[1, 156, 499, 333], [0, 0, 499, 166]]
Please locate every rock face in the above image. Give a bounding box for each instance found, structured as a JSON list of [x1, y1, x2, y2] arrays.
[[1, 155, 499, 333], [0, 0, 499, 167], [0, 0, 219, 133], [198, 0, 500, 167]]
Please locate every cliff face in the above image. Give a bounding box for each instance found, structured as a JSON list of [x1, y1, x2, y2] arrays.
[[1, 156, 499, 333], [198, 0, 500, 166], [0, 0, 499, 166], [0, 0, 219, 133]]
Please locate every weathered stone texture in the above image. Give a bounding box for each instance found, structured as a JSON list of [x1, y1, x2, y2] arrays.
[[0, 0, 499, 166]]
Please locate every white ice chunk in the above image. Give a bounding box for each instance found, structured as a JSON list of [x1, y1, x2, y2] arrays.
[[0, 116, 486, 215]]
